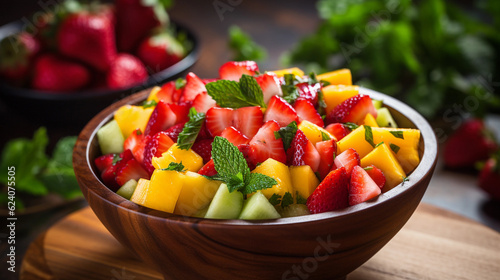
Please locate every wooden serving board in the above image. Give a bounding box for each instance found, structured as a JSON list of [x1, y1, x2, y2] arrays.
[[20, 203, 500, 280]]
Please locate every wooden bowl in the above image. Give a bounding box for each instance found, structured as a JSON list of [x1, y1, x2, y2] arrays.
[[73, 87, 438, 280]]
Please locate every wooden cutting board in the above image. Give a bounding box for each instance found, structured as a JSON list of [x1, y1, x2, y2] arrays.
[[20, 203, 500, 280]]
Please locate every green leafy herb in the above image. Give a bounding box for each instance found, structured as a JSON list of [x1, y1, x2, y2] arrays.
[[142, 100, 158, 108], [389, 130, 405, 139], [268, 193, 282, 206], [296, 192, 307, 205], [390, 143, 401, 154], [281, 74, 300, 104], [364, 125, 376, 148], [274, 121, 298, 150], [281, 192, 294, 208], [161, 162, 186, 172], [402, 176, 409, 186], [228, 25, 267, 62], [175, 78, 186, 89], [344, 122, 359, 131], [375, 141, 384, 148], [177, 108, 206, 150], [320, 80, 331, 87], [363, 166, 374, 171], [239, 74, 266, 108], [321, 131, 331, 141], [206, 75, 266, 108]]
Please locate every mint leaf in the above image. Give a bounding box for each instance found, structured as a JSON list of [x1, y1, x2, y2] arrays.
[[281, 192, 294, 208], [244, 173, 277, 195], [227, 172, 245, 193], [239, 74, 266, 108], [274, 121, 298, 150], [212, 136, 250, 185], [321, 131, 331, 141], [161, 162, 186, 172], [389, 130, 405, 139], [296, 192, 307, 205], [206, 75, 266, 108], [375, 141, 384, 148], [268, 193, 282, 206], [175, 78, 186, 89], [364, 125, 376, 148], [390, 143, 401, 154], [177, 109, 206, 150], [281, 74, 300, 104], [344, 122, 359, 130], [142, 100, 157, 108]]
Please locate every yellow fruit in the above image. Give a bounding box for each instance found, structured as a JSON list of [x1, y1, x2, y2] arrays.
[[152, 144, 204, 172], [174, 171, 222, 216], [362, 114, 379, 127], [323, 85, 359, 114], [147, 86, 162, 102], [289, 165, 320, 199], [130, 170, 184, 213], [360, 143, 406, 191], [269, 67, 304, 78], [252, 158, 293, 199], [317, 69, 352, 86], [114, 105, 154, 138], [337, 126, 374, 159], [298, 120, 334, 145], [372, 128, 420, 174]]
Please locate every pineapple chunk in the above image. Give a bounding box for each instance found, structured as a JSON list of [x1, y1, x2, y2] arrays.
[[269, 67, 304, 78], [152, 144, 204, 172], [372, 128, 420, 174], [289, 165, 320, 199], [146, 86, 162, 103], [362, 114, 379, 127], [174, 171, 222, 216], [323, 85, 359, 114], [252, 158, 293, 199], [298, 120, 335, 145], [317, 69, 352, 86], [114, 105, 154, 138], [337, 126, 374, 159], [360, 143, 406, 191]]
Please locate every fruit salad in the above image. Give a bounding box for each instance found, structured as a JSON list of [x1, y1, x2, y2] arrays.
[[94, 61, 421, 219]]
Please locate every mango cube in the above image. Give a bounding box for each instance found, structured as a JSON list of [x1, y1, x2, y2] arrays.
[[323, 85, 359, 114], [269, 67, 304, 78], [337, 126, 374, 159], [298, 120, 334, 145], [360, 143, 406, 191], [289, 165, 320, 199], [252, 158, 293, 199], [152, 144, 204, 172], [363, 114, 379, 127], [146, 86, 162, 103], [317, 69, 352, 86], [174, 171, 222, 216], [114, 105, 154, 138], [372, 128, 420, 174]]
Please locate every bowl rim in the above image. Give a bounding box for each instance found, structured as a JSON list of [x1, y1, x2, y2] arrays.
[[74, 86, 438, 226], [0, 20, 199, 100]]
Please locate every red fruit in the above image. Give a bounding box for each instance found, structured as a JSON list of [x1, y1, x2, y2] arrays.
[[220, 126, 250, 146], [115, 0, 167, 52], [264, 95, 298, 127], [142, 131, 175, 174], [58, 9, 116, 71], [478, 156, 500, 200], [325, 123, 350, 141], [106, 54, 148, 89], [364, 165, 386, 189], [286, 129, 320, 172], [315, 139, 337, 179], [198, 159, 217, 176], [136, 31, 185, 72], [238, 144, 256, 170], [219, 61, 259, 81], [333, 148, 360, 176], [306, 167, 349, 214], [192, 139, 213, 163], [115, 158, 149, 186], [294, 98, 324, 127], [32, 53, 90, 91], [443, 119, 498, 168], [192, 92, 216, 113], [296, 82, 321, 107], [197, 122, 213, 141], [0, 32, 41, 85], [205, 107, 233, 137], [255, 72, 282, 104], [156, 80, 183, 104], [325, 95, 377, 125], [164, 122, 186, 142], [233, 106, 264, 138], [124, 129, 150, 163], [202, 78, 218, 84], [180, 72, 207, 102], [95, 154, 115, 173], [144, 100, 177, 136], [249, 120, 286, 165], [101, 150, 134, 191], [169, 103, 191, 124], [349, 165, 382, 206]]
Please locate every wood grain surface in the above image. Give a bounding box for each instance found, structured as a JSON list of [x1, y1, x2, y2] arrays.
[[20, 203, 500, 280]]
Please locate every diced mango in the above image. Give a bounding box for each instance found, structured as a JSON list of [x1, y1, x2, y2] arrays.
[[174, 171, 222, 216], [114, 105, 154, 138], [372, 128, 420, 174], [323, 85, 359, 114], [289, 165, 320, 199], [298, 120, 334, 145], [269, 67, 304, 78], [130, 170, 184, 213], [360, 143, 406, 191], [152, 144, 204, 172], [337, 126, 374, 159], [363, 114, 379, 127], [317, 69, 352, 86], [147, 86, 162, 102], [252, 158, 293, 199]]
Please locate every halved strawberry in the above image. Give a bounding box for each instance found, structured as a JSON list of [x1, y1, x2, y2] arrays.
[[315, 139, 337, 179], [263, 95, 298, 127], [248, 120, 286, 165], [169, 102, 191, 124], [198, 159, 217, 176], [219, 61, 259, 81], [306, 167, 349, 214], [144, 100, 177, 136], [233, 106, 264, 138], [197, 122, 212, 141], [192, 139, 213, 163], [116, 158, 149, 186], [180, 72, 206, 102], [296, 82, 321, 107], [238, 144, 256, 170], [164, 122, 186, 142], [294, 98, 324, 127], [156, 80, 182, 104], [192, 91, 217, 113], [333, 148, 360, 176], [124, 128, 150, 163], [364, 165, 386, 189], [206, 107, 233, 137], [325, 123, 350, 141], [325, 95, 377, 125], [286, 129, 320, 172], [255, 72, 282, 104], [95, 154, 116, 173], [220, 126, 250, 146], [349, 165, 382, 206], [101, 150, 134, 191], [142, 131, 175, 174]]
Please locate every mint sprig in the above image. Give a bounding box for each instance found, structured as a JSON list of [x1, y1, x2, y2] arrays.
[[206, 74, 266, 108], [389, 130, 404, 139], [281, 74, 300, 104], [161, 162, 186, 172], [390, 143, 401, 154], [364, 125, 376, 148], [177, 108, 206, 150], [274, 121, 298, 151]]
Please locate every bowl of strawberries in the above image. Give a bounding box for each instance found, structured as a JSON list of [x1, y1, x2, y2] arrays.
[[73, 61, 438, 280], [0, 0, 198, 125]]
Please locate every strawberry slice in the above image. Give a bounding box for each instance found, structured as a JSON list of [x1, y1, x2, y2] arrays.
[[220, 126, 250, 146], [191, 139, 213, 163], [124, 128, 150, 163], [202, 78, 218, 84], [306, 167, 349, 214], [197, 122, 213, 141], [95, 154, 116, 173], [219, 61, 259, 81], [349, 165, 382, 206], [144, 100, 177, 136], [263, 95, 298, 127], [364, 165, 386, 189], [255, 72, 282, 104], [164, 122, 186, 142], [315, 139, 337, 179], [116, 158, 149, 186], [248, 120, 286, 165], [294, 98, 324, 127], [206, 107, 233, 137], [325, 95, 377, 125], [156, 80, 182, 104], [101, 150, 134, 191], [233, 106, 264, 138], [142, 131, 175, 174], [180, 72, 206, 102], [192, 91, 217, 113], [169, 103, 191, 124], [333, 148, 360, 176], [296, 82, 321, 107], [198, 159, 217, 176], [286, 129, 320, 172], [238, 144, 256, 170], [325, 123, 350, 141]]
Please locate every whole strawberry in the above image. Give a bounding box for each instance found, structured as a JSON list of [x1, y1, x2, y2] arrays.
[[443, 119, 497, 169], [478, 153, 500, 200], [0, 32, 41, 85], [32, 53, 90, 91], [136, 31, 185, 72], [106, 54, 148, 89], [115, 0, 170, 52]]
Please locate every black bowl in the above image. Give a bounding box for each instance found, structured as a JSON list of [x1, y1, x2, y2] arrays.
[[0, 20, 199, 126]]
